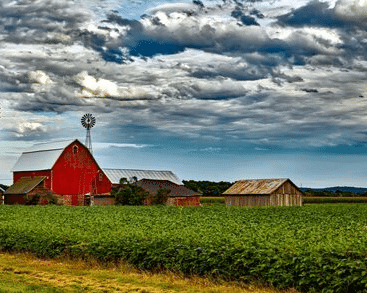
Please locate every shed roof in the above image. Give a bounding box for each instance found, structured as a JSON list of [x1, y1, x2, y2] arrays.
[[103, 168, 183, 185], [135, 179, 200, 197], [0, 187, 4, 193], [223, 178, 290, 195], [12, 139, 82, 172], [5, 176, 46, 195]]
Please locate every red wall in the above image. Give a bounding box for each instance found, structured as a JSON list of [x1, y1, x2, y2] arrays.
[[5, 194, 27, 205], [91, 171, 112, 195], [51, 142, 100, 195], [14, 170, 51, 190], [167, 197, 200, 206]]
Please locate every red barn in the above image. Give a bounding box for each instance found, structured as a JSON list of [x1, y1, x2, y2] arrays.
[[6, 139, 111, 205]]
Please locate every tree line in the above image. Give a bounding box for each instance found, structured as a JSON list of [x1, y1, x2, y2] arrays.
[[182, 180, 233, 197]]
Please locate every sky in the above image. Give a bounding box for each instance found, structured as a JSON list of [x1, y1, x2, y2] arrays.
[[1, 0, 367, 188]]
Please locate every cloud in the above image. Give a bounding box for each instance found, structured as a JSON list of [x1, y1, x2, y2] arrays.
[[93, 142, 152, 149], [231, 5, 260, 26], [0, 0, 91, 45], [75, 71, 120, 97], [334, 0, 367, 22], [2, 0, 367, 151], [276, 1, 343, 28], [16, 121, 48, 137]]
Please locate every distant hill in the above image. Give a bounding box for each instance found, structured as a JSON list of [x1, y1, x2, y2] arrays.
[[301, 186, 367, 194]]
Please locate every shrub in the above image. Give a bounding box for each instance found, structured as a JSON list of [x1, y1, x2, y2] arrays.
[[113, 183, 148, 206], [24, 193, 40, 205], [147, 188, 170, 205]]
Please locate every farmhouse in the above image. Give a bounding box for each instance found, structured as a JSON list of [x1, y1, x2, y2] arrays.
[[6, 139, 110, 205], [223, 178, 303, 207]]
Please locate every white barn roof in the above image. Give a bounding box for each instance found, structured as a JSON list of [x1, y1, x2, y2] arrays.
[[12, 139, 81, 172], [102, 168, 183, 185]]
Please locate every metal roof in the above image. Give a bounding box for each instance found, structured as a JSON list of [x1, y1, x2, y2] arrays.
[[223, 179, 289, 195], [135, 179, 200, 197], [103, 168, 183, 185], [12, 139, 81, 172], [25, 139, 78, 153], [5, 176, 46, 195]]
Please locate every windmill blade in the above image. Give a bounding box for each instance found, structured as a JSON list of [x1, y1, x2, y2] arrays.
[[81, 113, 96, 129], [81, 113, 96, 154]]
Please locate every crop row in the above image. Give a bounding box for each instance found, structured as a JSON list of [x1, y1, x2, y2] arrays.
[[303, 197, 367, 204], [200, 196, 367, 205], [0, 205, 366, 292]]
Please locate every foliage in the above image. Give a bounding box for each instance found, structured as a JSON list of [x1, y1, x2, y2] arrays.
[[304, 197, 367, 204], [24, 192, 62, 206], [0, 184, 8, 191], [199, 197, 225, 205], [147, 188, 170, 205], [183, 180, 233, 197], [305, 189, 367, 197], [113, 181, 148, 206], [24, 193, 40, 205], [0, 205, 367, 292]]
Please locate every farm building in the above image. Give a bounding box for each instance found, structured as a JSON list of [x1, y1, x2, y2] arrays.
[[0, 187, 4, 205], [3, 176, 56, 205], [6, 140, 196, 206], [135, 179, 200, 206], [6, 139, 111, 205], [223, 178, 303, 207], [102, 168, 183, 186], [97, 169, 199, 206]]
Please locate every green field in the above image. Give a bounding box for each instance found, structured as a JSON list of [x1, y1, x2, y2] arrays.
[[0, 205, 367, 292], [303, 197, 367, 204]]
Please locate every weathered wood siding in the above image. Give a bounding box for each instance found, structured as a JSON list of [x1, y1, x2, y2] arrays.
[[269, 194, 302, 206], [273, 181, 303, 196], [225, 195, 271, 206], [225, 194, 302, 206]]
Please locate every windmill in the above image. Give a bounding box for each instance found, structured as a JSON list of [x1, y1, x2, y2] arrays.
[[81, 113, 96, 154]]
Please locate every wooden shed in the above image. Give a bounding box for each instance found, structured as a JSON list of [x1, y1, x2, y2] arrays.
[[223, 178, 303, 207], [4, 176, 50, 205]]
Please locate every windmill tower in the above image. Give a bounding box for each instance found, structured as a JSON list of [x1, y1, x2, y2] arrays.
[[81, 113, 96, 154]]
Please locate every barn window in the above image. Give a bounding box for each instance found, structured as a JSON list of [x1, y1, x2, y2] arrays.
[[99, 173, 103, 181], [72, 145, 78, 154]]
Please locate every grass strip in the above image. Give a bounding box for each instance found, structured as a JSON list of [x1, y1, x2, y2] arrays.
[[0, 252, 296, 293]]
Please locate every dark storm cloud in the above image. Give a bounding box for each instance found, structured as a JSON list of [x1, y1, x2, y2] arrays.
[[276, 0, 367, 30], [277, 1, 342, 28], [3, 0, 367, 150], [0, 0, 90, 44], [231, 6, 259, 26]]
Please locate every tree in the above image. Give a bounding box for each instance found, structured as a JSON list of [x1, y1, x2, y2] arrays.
[[113, 180, 148, 205], [148, 188, 170, 205], [182, 180, 233, 197]]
